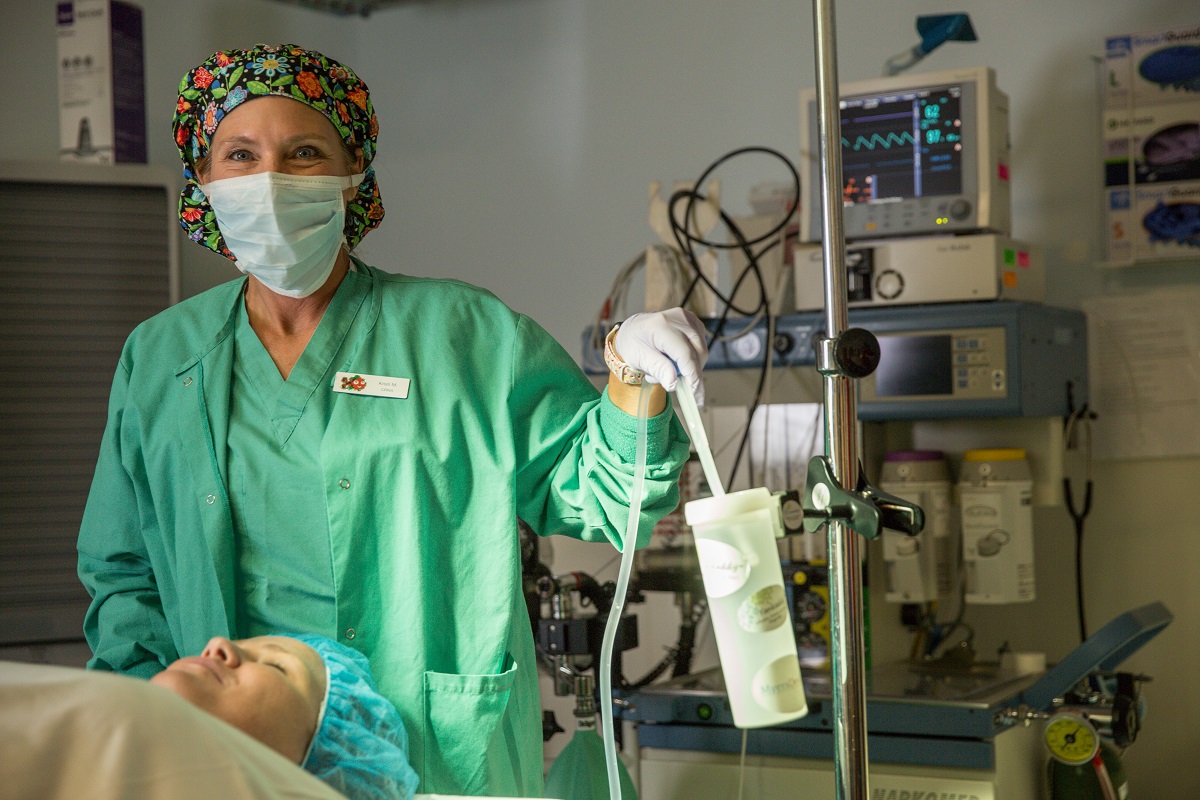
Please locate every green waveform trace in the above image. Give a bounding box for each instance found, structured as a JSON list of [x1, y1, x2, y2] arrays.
[[842, 131, 916, 151]]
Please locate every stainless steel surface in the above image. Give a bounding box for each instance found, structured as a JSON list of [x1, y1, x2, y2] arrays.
[[810, 0, 869, 795], [637, 663, 1041, 709]]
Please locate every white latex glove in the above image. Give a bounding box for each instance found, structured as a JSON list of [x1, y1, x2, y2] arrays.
[[614, 308, 709, 405]]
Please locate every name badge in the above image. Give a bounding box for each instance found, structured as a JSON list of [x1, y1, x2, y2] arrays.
[[333, 371, 410, 399]]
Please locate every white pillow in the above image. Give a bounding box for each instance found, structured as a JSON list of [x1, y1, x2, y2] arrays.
[[0, 661, 346, 800]]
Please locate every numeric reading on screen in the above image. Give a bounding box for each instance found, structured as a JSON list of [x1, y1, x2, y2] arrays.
[[839, 84, 963, 205]]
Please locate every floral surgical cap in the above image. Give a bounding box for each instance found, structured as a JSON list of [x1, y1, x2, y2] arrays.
[[172, 44, 384, 260], [285, 633, 419, 800]]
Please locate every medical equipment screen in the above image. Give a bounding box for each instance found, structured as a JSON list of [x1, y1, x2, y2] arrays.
[[874, 334, 954, 397], [840, 84, 963, 205], [799, 66, 1011, 242]]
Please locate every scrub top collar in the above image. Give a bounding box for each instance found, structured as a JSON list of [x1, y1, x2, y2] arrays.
[[232, 270, 372, 445]]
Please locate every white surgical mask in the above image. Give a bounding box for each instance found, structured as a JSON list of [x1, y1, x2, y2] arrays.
[[200, 171, 364, 298]]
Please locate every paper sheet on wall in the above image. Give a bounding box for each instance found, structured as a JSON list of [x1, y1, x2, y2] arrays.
[[1081, 288, 1200, 460]]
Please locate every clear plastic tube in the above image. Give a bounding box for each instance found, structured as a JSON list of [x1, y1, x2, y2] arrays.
[[673, 380, 725, 497], [599, 382, 651, 800]]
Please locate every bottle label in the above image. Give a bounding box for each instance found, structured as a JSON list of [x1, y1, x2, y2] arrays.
[[695, 538, 751, 598], [752, 654, 807, 714], [737, 584, 789, 633]]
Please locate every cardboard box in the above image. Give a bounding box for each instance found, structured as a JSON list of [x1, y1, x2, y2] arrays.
[[1103, 103, 1200, 189], [1105, 182, 1200, 262], [56, 0, 146, 163], [1102, 27, 1200, 262], [1105, 25, 1200, 109]]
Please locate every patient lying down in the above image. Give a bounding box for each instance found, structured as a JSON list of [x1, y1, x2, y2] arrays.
[[0, 634, 418, 800], [150, 635, 328, 765], [154, 633, 418, 799]]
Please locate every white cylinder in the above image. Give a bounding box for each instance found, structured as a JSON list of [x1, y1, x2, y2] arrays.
[[879, 450, 958, 604], [685, 487, 808, 728], [959, 449, 1035, 604]]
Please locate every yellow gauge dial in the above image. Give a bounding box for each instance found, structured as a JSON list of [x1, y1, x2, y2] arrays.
[[1043, 711, 1100, 766]]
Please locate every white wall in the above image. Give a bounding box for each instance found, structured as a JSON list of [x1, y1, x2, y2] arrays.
[[4, 0, 1199, 795], [0, 0, 359, 297]]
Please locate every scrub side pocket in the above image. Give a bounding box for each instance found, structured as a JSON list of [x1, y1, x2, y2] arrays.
[[422, 662, 519, 796]]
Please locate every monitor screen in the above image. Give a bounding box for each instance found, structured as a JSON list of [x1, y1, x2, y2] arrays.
[[840, 83, 964, 206], [873, 334, 953, 397], [798, 66, 1009, 242]]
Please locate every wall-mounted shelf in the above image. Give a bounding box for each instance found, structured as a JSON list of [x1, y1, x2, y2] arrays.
[[1094, 254, 1200, 269]]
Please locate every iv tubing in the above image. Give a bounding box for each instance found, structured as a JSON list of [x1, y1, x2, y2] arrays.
[[599, 381, 652, 800], [674, 380, 725, 497]]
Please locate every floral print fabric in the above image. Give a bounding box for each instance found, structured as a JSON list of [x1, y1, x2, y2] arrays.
[[173, 43, 384, 259]]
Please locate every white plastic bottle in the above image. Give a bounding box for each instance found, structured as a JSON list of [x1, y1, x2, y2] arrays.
[[879, 450, 958, 604], [959, 448, 1035, 604], [685, 487, 808, 728]]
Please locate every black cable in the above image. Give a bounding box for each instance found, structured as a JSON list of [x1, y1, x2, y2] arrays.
[[672, 597, 707, 678], [670, 616, 697, 678], [671, 146, 801, 251], [672, 198, 770, 489], [624, 598, 708, 688], [662, 146, 801, 489], [673, 197, 766, 317], [688, 209, 771, 488], [1064, 476, 1094, 642], [627, 650, 677, 689], [670, 149, 799, 314], [1063, 400, 1096, 644]]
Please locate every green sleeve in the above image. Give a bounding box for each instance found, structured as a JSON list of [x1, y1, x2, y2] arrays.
[[510, 315, 690, 549], [76, 359, 175, 677]]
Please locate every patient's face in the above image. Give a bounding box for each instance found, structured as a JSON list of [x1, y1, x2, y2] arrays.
[[150, 635, 325, 763]]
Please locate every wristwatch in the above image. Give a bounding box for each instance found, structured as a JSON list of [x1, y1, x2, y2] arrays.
[[603, 325, 645, 385]]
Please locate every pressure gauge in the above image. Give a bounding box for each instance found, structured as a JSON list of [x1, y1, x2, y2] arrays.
[[1043, 710, 1100, 766]]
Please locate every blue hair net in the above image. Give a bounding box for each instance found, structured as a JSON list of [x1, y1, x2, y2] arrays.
[[285, 634, 419, 800]]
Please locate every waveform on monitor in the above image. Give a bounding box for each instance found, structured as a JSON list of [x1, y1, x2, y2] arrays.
[[842, 131, 916, 151]]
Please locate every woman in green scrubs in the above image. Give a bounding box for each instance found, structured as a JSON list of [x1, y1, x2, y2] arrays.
[[76, 43, 707, 797]]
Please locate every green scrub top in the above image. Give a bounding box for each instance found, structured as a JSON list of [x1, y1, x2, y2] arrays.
[[227, 280, 356, 637], [78, 262, 691, 796]]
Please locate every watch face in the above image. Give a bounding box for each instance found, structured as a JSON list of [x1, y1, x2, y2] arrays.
[[1044, 712, 1100, 765]]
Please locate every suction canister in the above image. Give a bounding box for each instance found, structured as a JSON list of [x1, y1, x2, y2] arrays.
[[959, 448, 1034, 604], [879, 450, 957, 604], [685, 487, 808, 727]]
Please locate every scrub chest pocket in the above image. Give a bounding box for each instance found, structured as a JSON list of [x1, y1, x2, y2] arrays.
[[421, 662, 520, 795]]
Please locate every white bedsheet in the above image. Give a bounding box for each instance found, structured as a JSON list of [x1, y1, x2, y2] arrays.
[[0, 661, 345, 800]]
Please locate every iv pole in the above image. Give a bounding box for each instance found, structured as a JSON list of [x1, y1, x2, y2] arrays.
[[811, 0, 870, 796]]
